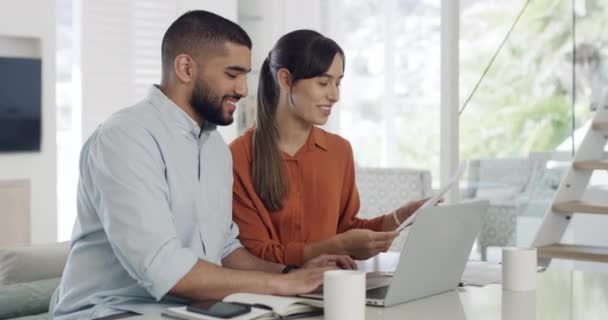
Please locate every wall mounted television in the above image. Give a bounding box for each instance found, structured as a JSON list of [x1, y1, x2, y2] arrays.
[[0, 57, 41, 152]]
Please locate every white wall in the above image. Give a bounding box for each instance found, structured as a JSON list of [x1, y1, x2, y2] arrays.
[[0, 1, 57, 244], [178, 0, 238, 21]]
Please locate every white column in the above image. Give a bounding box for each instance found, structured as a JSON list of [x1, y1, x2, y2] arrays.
[[320, 0, 342, 134], [440, 0, 460, 203]]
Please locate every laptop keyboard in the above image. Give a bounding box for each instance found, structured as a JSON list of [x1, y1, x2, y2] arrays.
[[366, 285, 389, 300]]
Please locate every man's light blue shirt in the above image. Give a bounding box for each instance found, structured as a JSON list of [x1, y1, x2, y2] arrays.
[[53, 86, 242, 319]]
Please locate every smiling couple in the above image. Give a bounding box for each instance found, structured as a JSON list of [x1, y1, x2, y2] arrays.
[[52, 10, 427, 320]]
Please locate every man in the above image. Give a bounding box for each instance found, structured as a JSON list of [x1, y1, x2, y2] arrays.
[[53, 10, 355, 320]]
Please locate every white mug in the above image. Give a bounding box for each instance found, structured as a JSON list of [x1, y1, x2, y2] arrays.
[[502, 290, 536, 320], [323, 270, 366, 320], [502, 247, 537, 291]]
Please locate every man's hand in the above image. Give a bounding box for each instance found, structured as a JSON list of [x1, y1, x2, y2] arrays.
[[270, 267, 333, 296], [335, 229, 398, 260], [301, 254, 357, 270]]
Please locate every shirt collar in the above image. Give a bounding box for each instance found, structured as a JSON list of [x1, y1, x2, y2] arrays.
[[147, 85, 216, 138], [278, 126, 329, 160], [308, 126, 328, 151]]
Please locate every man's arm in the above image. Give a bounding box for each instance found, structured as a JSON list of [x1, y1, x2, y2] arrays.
[[169, 259, 328, 300], [222, 247, 358, 274], [169, 248, 357, 301], [222, 247, 284, 273]]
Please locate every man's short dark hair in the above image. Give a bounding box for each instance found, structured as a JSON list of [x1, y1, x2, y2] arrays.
[[161, 10, 252, 72]]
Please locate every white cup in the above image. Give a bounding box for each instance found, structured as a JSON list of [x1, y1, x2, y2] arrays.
[[502, 290, 537, 320], [323, 270, 365, 320], [502, 247, 537, 291]]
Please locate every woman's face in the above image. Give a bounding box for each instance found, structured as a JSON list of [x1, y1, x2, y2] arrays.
[[288, 53, 343, 126]]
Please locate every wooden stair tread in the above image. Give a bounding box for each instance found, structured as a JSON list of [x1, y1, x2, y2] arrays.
[[552, 201, 608, 215], [592, 121, 608, 130], [573, 160, 608, 170], [538, 243, 608, 263]]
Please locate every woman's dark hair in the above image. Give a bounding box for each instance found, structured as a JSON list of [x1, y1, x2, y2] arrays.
[[252, 30, 345, 212]]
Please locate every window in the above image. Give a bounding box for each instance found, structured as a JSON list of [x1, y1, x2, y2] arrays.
[[56, 0, 177, 240], [459, 0, 608, 261], [56, 0, 79, 240], [332, 0, 441, 179]]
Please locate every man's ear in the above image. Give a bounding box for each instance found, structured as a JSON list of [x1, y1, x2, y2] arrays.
[[277, 68, 293, 90], [174, 54, 195, 84]]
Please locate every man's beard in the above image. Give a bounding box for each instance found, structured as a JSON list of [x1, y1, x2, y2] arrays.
[[190, 78, 234, 126]]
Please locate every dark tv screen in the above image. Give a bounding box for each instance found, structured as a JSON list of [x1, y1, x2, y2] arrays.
[[0, 57, 42, 152]]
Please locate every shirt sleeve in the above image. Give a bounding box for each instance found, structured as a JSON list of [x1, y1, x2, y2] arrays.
[[83, 124, 197, 300], [337, 141, 385, 233], [221, 222, 243, 259]]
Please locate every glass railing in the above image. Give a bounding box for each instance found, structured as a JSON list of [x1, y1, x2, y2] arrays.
[[459, 0, 608, 262]]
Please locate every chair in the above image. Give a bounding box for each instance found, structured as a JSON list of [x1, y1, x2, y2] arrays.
[[465, 157, 566, 260], [355, 167, 433, 251]]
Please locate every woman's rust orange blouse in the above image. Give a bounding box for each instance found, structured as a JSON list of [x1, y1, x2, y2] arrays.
[[230, 126, 384, 265]]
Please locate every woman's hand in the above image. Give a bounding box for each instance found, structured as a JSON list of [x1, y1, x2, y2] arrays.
[[391, 197, 445, 229], [334, 229, 398, 260], [395, 198, 428, 223]]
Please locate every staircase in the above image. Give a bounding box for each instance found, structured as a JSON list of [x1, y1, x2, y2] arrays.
[[532, 104, 608, 266]]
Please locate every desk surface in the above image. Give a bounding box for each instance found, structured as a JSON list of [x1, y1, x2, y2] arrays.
[[133, 254, 608, 320]]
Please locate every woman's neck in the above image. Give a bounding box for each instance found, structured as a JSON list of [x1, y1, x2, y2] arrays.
[[275, 101, 313, 156]]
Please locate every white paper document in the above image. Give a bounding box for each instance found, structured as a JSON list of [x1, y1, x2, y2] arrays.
[[396, 163, 466, 232]]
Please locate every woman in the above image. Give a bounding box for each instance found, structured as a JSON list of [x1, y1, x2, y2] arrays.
[[230, 30, 427, 266]]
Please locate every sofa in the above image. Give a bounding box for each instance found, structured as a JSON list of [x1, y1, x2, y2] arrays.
[[0, 242, 69, 320]]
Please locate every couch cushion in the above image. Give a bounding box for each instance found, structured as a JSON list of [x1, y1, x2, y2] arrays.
[[0, 242, 69, 285], [0, 277, 60, 319]]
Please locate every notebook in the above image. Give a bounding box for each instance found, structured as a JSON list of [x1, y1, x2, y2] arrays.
[[162, 293, 323, 320]]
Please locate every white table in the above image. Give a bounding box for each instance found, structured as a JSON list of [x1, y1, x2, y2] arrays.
[[133, 254, 608, 320]]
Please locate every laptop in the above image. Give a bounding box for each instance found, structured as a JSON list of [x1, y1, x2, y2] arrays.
[[301, 200, 488, 307]]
